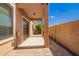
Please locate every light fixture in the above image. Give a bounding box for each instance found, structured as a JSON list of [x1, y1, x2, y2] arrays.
[[33, 13, 36, 15]]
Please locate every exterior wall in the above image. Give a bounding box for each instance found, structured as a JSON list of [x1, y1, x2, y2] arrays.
[[32, 21, 36, 34], [0, 3, 15, 55], [0, 40, 14, 55], [15, 7, 34, 46], [48, 20, 79, 55], [29, 21, 33, 36], [15, 8, 24, 46], [43, 4, 49, 47]]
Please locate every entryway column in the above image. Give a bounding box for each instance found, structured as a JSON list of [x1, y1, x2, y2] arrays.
[[29, 21, 33, 36], [43, 4, 49, 48], [40, 20, 43, 36]]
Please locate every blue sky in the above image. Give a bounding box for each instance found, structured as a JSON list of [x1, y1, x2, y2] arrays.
[[48, 3, 79, 27]]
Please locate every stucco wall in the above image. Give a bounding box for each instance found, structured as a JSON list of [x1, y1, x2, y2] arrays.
[[48, 20, 79, 55], [16, 9, 24, 45], [0, 40, 14, 56]]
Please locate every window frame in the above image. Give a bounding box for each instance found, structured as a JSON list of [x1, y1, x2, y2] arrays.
[[0, 3, 14, 45]]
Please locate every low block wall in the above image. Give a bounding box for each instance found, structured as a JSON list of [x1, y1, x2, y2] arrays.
[[0, 40, 14, 56], [48, 20, 79, 55]]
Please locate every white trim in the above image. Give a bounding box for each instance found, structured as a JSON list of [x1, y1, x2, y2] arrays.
[[0, 3, 15, 45], [22, 16, 30, 22], [6, 3, 13, 8], [7, 3, 16, 37], [0, 37, 14, 45]]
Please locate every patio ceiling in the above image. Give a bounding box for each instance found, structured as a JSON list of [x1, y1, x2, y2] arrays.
[[16, 3, 44, 20]]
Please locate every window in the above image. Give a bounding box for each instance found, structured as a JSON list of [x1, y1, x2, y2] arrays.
[[0, 4, 13, 40], [23, 19, 29, 39]]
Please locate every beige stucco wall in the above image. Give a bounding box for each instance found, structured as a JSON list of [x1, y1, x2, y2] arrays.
[[16, 8, 24, 45], [29, 21, 33, 36], [48, 20, 79, 55], [15, 7, 34, 46], [0, 40, 14, 55], [43, 4, 49, 47]]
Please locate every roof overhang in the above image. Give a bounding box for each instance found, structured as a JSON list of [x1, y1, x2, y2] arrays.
[[16, 3, 45, 20]]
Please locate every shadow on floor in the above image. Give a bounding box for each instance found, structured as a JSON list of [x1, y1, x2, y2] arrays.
[[49, 38, 72, 56], [49, 37, 79, 56], [15, 46, 45, 50]]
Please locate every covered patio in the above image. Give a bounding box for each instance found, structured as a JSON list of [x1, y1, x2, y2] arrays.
[[6, 3, 52, 56], [14, 3, 49, 48]]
